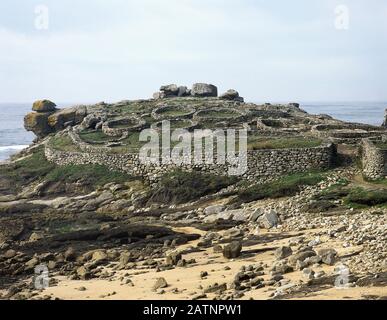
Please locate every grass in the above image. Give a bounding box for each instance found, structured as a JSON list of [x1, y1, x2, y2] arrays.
[[0, 147, 56, 188], [79, 130, 115, 143], [344, 187, 387, 208], [145, 169, 238, 205], [198, 110, 239, 119], [375, 142, 387, 150], [45, 164, 135, 188], [248, 137, 323, 150], [235, 171, 325, 204], [49, 135, 80, 152]]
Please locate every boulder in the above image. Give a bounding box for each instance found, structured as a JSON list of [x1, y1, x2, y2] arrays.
[[275, 246, 293, 260], [288, 103, 300, 108], [64, 247, 76, 262], [191, 83, 218, 97], [153, 277, 168, 291], [223, 241, 242, 259], [80, 114, 103, 130], [219, 89, 244, 102], [32, 100, 57, 112], [204, 205, 225, 215], [24, 111, 54, 138], [48, 105, 88, 130], [383, 109, 387, 127], [288, 250, 317, 266], [160, 84, 179, 96], [153, 92, 166, 100], [317, 248, 337, 266], [257, 210, 279, 229], [166, 251, 182, 266], [178, 86, 189, 97]]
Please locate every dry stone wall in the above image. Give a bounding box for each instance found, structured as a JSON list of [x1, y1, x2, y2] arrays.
[[45, 135, 336, 184], [362, 139, 387, 180]]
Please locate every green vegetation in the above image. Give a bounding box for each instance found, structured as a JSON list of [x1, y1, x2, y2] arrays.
[[0, 147, 55, 187], [146, 169, 238, 204], [248, 137, 323, 150], [375, 142, 387, 150], [344, 187, 387, 208], [198, 109, 239, 119], [235, 171, 325, 204], [49, 135, 80, 152], [79, 130, 114, 143], [45, 164, 135, 188]]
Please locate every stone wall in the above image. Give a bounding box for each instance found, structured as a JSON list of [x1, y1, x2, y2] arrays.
[[45, 137, 336, 184], [362, 138, 387, 180]]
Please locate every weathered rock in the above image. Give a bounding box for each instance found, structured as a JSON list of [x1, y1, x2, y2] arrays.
[[48, 106, 88, 130], [24, 111, 54, 138], [64, 247, 76, 262], [91, 250, 108, 263], [4, 249, 17, 259], [288, 103, 300, 108], [204, 283, 227, 294], [275, 246, 293, 260], [302, 268, 315, 280], [166, 251, 182, 266], [160, 84, 179, 96], [288, 250, 317, 266], [223, 241, 242, 259], [178, 86, 189, 97], [317, 248, 337, 266], [76, 266, 90, 280], [257, 210, 279, 229], [32, 100, 57, 112], [382, 109, 387, 127], [219, 89, 243, 102], [153, 277, 168, 291], [191, 83, 218, 97], [204, 205, 225, 215], [80, 114, 103, 130]]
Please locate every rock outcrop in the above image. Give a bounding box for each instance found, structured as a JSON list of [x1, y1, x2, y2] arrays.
[[153, 83, 217, 99], [383, 109, 387, 127], [24, 101, 88, 139], [219, 89, 244, 102], [191, 83, 218, 97]]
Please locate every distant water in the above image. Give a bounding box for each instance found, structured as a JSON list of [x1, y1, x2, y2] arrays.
[[0, 102, 386, 161], [301, 102, 386, 126], [0, 103, 71, 162]]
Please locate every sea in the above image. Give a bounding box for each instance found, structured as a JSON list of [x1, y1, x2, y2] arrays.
[[0, 102, 386, 162]]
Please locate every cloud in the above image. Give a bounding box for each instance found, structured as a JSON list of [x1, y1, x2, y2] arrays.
[[0, 0, 386, 102]]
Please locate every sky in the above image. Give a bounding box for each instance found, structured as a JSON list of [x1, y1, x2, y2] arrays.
[[0, 0, 386, 103]]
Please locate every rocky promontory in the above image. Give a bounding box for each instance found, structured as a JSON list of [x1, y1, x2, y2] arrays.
[[0, 83, 385, 300]]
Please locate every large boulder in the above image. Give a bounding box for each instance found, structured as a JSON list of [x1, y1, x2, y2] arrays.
[[24, 111, 54, 138], [25, 101, 88, 139], [383, 109, 387, 127], [191, 83, 218, 97], [219, 89, 244, 102], [223, 241, 242, 259], [48, 105, 88, 130], [32, 100, 57, 112], [160, 84, 179, 96]]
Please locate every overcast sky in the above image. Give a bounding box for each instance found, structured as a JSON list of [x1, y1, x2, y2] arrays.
[[0, 0, 386, 103]]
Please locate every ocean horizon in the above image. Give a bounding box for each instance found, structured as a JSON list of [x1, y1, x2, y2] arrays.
[[0, 101, 386, 161]]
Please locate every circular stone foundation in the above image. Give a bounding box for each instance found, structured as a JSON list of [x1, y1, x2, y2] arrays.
[[102, 116, 146, 137], [151, 105, 195, 120], [151, 119, 198, 131], [193, 107, 247, 122]]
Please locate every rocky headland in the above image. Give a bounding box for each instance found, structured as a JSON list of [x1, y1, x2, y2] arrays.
[[0, 83, 386, 300]]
